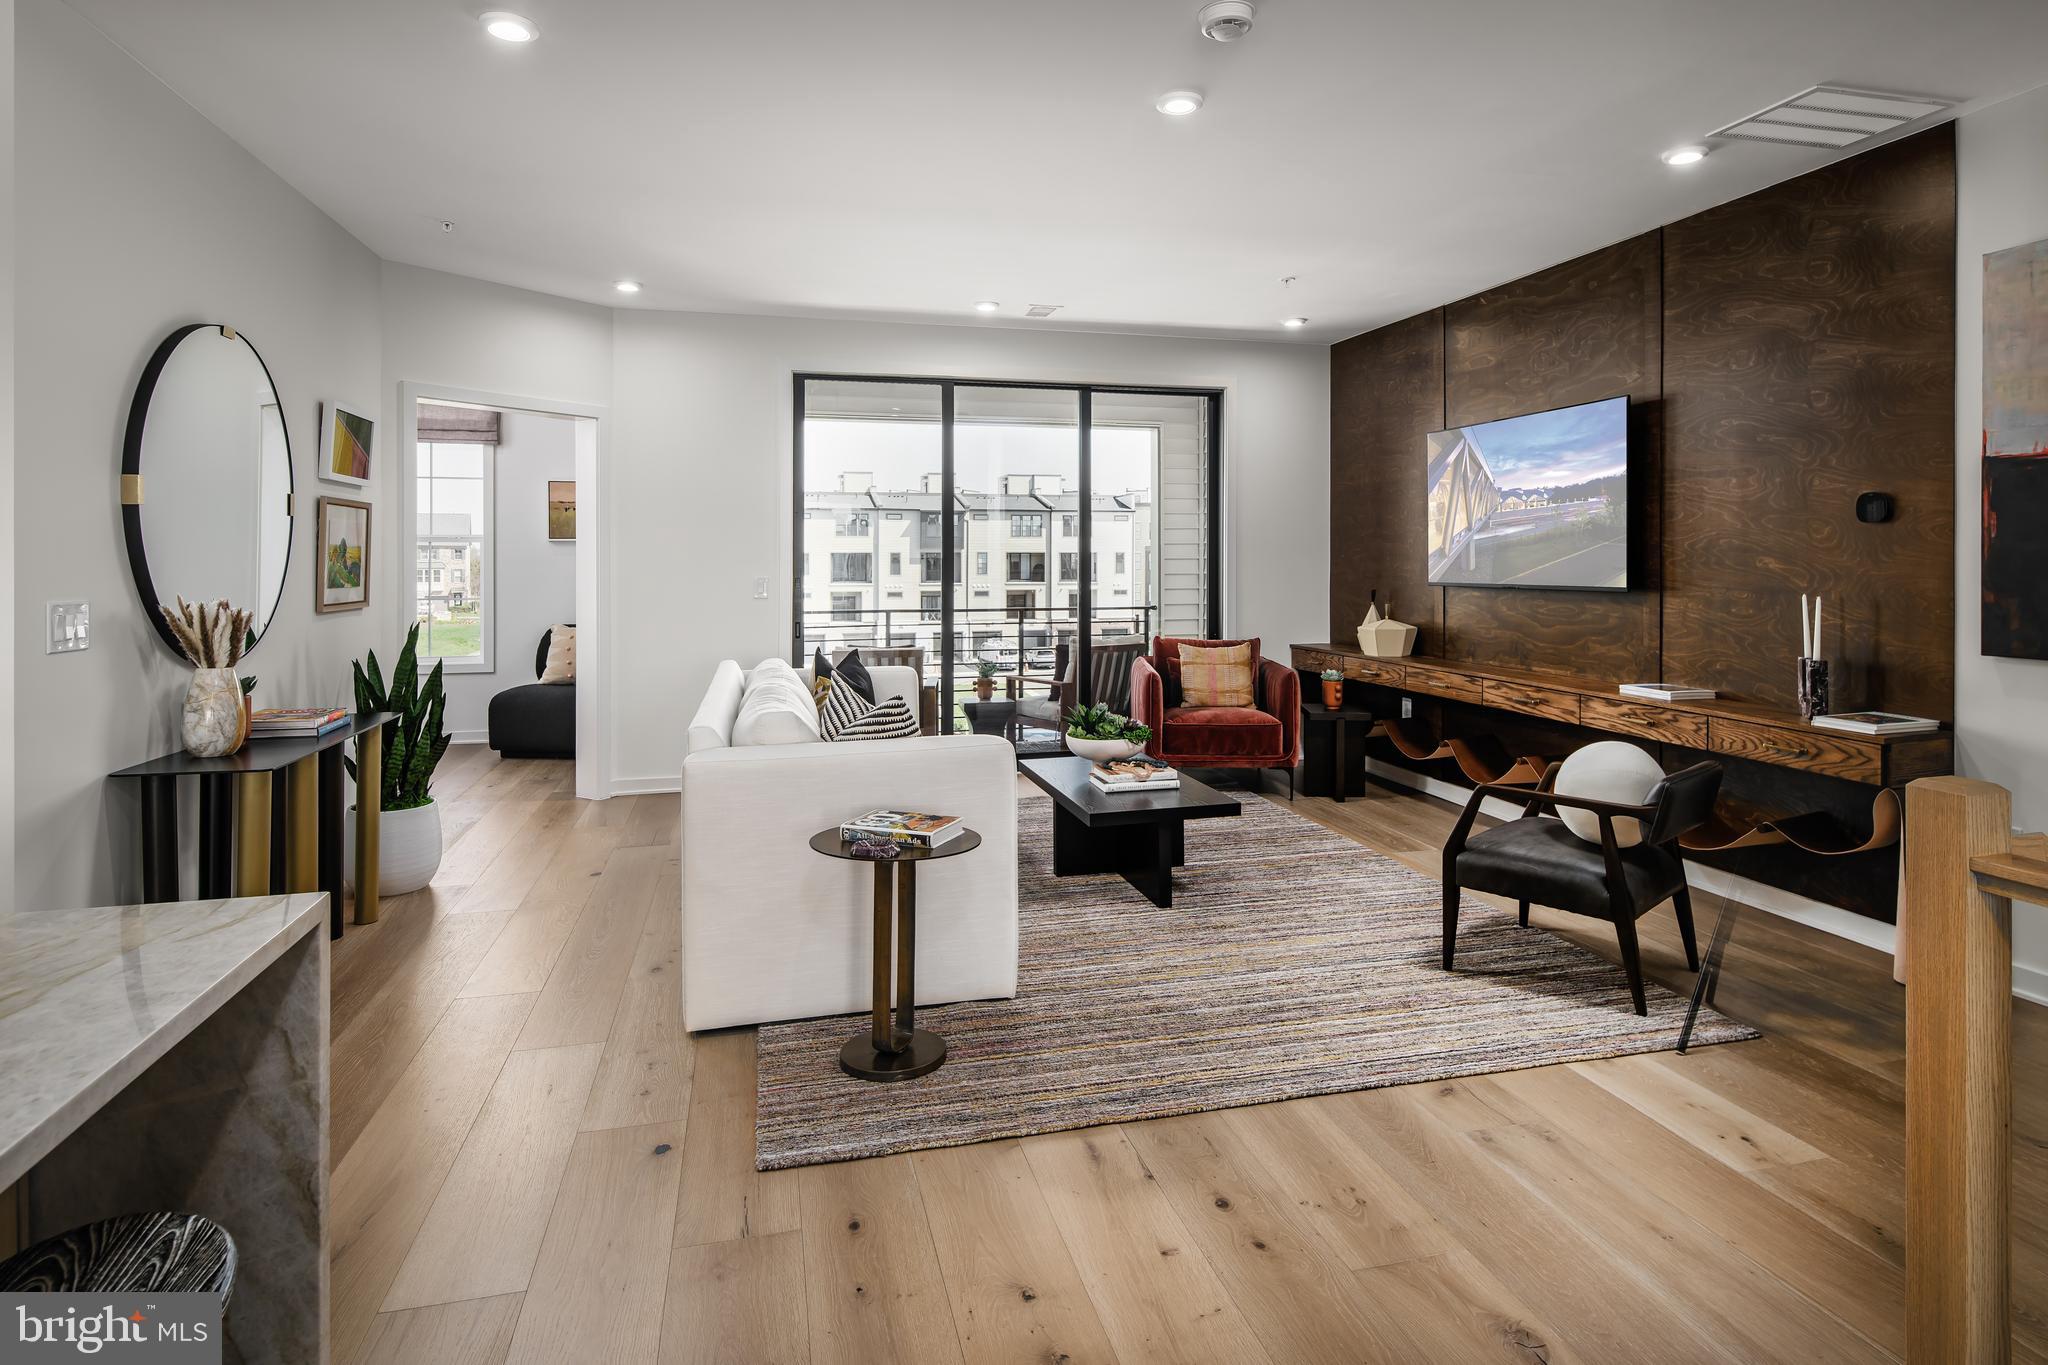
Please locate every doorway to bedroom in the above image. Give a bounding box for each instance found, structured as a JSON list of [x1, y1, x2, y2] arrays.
[[400, 385, 607, 798]]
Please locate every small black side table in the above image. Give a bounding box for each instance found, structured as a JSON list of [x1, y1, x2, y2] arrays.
[[808, 826, 983, 1082], [1299, 704, 1381, 803]]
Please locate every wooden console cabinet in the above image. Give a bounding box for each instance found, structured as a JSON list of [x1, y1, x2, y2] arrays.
[[1290, 643, 1951, 789]]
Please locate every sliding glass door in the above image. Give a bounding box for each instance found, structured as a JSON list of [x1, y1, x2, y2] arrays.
[[796, 374, 1219, 736]]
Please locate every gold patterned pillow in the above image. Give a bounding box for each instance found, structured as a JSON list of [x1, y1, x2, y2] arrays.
[[1179, 641, 1254, 708]]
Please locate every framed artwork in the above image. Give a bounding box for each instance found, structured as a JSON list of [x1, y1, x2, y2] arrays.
[[1983, 236, 2048, 659], [548, 480, 577, 541], [319, 401, 374, 487], [316, 496, 371, 613]]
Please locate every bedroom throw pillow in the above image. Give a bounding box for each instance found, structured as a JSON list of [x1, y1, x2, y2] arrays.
[[1178, 641, 1255, 707], [820, 676, 919, 741], [539, 625, 576, 684]]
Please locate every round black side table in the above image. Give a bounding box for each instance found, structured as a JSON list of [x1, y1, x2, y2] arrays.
[[809, 826, 982, 1082]]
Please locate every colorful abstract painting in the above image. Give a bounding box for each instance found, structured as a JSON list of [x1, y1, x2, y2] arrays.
[[321, 402, 374, 487], [316, 496, 370, 613], [547, 480, 576, 541], [1983, 237, 2048, 659]]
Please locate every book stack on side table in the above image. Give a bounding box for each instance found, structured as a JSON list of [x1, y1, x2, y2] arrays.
[[1619, 683, 1717, 702], [1089, 757, 1181, 794], [249, 707, 350, 740], [838, 809, 967, 849], [1810, 711, 1941, 737]]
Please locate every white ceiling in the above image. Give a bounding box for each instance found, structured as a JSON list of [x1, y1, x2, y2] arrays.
[[63, 0, 2048, 344]]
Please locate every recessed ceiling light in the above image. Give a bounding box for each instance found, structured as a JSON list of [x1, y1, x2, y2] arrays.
[[1155, 90, 1204, 117], [973, 300, 1000, 313], [1282, 317, 1309, 329], [614, 280, 642, 294], [1660, 145, 1709, 167], [481, 11, 539, 42]]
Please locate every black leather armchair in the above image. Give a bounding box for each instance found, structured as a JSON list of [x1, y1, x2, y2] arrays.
[[1441, 759, 1723, 1015]]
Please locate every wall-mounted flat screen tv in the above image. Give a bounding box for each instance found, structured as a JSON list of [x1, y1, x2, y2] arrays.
[[1425, 394, 1631, 591]]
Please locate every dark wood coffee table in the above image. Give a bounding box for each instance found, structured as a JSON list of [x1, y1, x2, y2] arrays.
[[1020, 756, 1240, 907]]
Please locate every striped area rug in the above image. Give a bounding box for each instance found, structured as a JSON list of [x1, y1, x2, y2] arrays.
[[755, 796, 1757, 1170]]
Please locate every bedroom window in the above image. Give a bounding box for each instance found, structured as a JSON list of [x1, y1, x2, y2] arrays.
[[415, 441, 493, 671]]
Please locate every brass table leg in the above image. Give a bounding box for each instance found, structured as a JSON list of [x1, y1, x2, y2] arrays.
[[354, 724, 382, 924], [286, 755, 319, 893], [234, 772, 273, 898], [838, 858, 946, 1082]]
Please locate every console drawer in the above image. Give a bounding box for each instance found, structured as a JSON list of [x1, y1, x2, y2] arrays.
[[1292, 647, 1345, 675], [1343, 657, 1406, 687], [1707, 717, 1881, 783], [1580, 695, 1710, 747], [1403, 666, 1484, 704], [1480, 679, 1580, 724]]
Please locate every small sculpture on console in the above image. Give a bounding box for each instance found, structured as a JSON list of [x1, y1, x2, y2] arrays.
[[1357, 590, 1418, 659]]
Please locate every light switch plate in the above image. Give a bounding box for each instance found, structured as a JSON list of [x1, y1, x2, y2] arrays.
[[753, 576, 770, 599], [47, 601, 90, 654]]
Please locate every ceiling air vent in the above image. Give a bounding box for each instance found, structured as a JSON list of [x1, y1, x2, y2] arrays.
[[1708, 85, 1951, 150], [1024, 304, 1063, 318]]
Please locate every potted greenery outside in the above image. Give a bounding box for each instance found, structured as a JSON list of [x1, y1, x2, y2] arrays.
[[1063, 702, 1153, 763], [973, 657, 999, 700], [342, 624, 452, 896], [1320, 667, 1344, 710]]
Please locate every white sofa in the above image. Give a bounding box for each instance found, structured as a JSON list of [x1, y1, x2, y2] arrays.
[[679, 658, 1019, 1032]]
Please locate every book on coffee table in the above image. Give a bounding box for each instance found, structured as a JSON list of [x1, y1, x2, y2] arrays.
[[1089, 758, 1180, 793]]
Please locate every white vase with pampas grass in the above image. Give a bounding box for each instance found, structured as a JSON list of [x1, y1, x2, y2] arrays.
[[162, 596, 254, 757]]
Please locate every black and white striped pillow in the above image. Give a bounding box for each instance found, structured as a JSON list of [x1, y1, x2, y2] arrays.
[[820, 679, 920, 741]]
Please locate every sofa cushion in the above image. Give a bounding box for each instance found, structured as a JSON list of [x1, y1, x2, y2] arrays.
[[1153, 636, 1261, 708], [732, 662, 823, 746], [1162, 704, 1283, 759], [1456, 817, 1685, 921], [489, 682, 575, 759], [687, 660, 747, 754], [539, 624, 576, 684]]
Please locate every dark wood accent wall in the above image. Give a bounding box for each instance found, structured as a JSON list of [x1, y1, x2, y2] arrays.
[[1441, 233, 1664, 682], [1662, 129, 1957, 718], [1329, 124, 1956, 719], [1331, 310, 1443, 653]]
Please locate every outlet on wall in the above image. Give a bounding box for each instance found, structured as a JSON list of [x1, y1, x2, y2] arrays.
[[47, 601, 90, 654], [1401, 696, 1413, 719]]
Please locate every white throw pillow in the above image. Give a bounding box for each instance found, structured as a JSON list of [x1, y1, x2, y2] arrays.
[[731, 664, 823, 746], [539, 625, 576, 684], [1552, 741, 1664, 847]]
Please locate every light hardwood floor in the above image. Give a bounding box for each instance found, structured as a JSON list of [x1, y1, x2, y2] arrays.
[[331, 747, 2048, 1364]]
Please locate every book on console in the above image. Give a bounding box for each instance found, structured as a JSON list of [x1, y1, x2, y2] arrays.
[[838, 809, 965, 847], [1808, 711, 1940, 737], [250, 707, 350, 737], [1618, 683, 1717, 701]]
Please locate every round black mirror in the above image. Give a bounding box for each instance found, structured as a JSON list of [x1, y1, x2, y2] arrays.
[[121, 324, 294, 657]]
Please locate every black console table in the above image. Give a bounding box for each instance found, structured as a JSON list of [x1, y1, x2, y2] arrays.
[[109, 712, 400, 940]]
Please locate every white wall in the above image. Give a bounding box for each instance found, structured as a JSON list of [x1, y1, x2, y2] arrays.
[[610, 310, 1330, 791], [440, 409, 578, 739], [1955, 81, 2048, 996], [14, 0, 383, 908], [0, 0, 15, 913]]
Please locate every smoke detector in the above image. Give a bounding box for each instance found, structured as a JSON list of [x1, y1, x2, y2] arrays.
[[1198, 1, 1255, 42]]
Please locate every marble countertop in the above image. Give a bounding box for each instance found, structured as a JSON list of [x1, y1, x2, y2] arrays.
[[0, 893, 326, 1190]]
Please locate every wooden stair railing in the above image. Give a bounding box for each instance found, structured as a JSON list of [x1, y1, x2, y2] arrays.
[[1903, 777, 2046, 1364]]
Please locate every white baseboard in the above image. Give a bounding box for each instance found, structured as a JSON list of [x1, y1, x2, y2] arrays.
[[448, 730, 489, 745], [611, 774, 680, 797], [1360, 757, 2048, 1006]]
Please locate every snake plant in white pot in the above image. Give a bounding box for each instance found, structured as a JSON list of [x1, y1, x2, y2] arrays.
[[342, 624, 452, 895]]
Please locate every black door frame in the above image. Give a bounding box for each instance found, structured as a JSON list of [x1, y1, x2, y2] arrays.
[[792, 373, 1224, 729]]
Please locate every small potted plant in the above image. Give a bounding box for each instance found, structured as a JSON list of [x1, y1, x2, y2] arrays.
[[974, 657, 999, 701], [1320, 667, 1344, 710], [1063, 703, 1153, 762]]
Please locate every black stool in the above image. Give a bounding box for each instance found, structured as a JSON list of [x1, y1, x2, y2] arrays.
[[0, 1212, 236, 1300]]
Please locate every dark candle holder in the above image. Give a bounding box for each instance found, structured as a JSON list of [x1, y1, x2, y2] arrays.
[[1797, 657, 1831, 719]]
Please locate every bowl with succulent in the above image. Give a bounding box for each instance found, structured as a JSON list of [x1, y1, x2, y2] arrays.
[[1063, 702, 1153, 763]]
